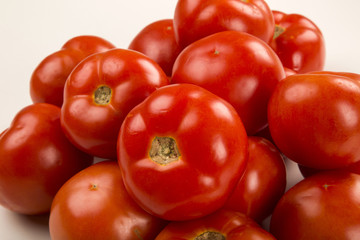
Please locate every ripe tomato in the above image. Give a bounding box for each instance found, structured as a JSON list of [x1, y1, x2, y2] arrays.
[[298, 160, 360, 178], [270, 171, 360, 240], [128, 19, 181, 77], [224, 136, 286, 223], [172, 31, 285, 135], [270, 10, 325, 73], [0, 103, 93, 215], [49, 161, 167, 240], [118, 84, 248, 221], [173, 0, 275, 48], [155, 209, 276, 240], [268, 73, 360, 169], [30, 35, 115, 107], [61, 48, 169, 159]]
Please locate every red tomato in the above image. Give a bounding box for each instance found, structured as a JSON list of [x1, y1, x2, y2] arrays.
[[173, 0, 275, 48], [308, 71, 360, 81], [268, 73, 360, 169], [117, 84, 248, 221], [61, 48, 169, 159], [270, 171, 360, 240], [30, 35, 115, 107], [128, 19, 181, 77], [270, 10, 325, 73], [155, 209, 276, 240], [298, 161, 360, 178], [49, 161, 167, 240], [172, 31, 285, 135], [0, 103, 93, 215], [224, 136, 286, 223]]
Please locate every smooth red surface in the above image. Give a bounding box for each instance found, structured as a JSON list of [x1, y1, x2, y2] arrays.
[[270, 171, 360, 240], [270, 10, 325, 73], [155, 209, 276, 240], [129, 19, 181, 76], [268, 73, 360, 169], [224, 136, 286, 222], [173, 0, 275, 48], [0, 103, 93, 215], [30, 35, 115, 107], [61, 48, 169, 159], [118, 84, 248, 221], [172, 31, 285, 135], [49, 161, 167, 240]]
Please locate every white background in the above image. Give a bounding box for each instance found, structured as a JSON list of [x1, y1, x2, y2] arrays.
[[0, 0, 359, 239]]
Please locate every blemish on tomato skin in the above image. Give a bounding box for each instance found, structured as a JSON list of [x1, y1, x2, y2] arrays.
[[89, 183, 98, 190]]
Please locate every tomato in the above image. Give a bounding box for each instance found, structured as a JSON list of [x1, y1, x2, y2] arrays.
[[128, 19, 181, 77], [155, 209, 276, 240], [117, 84, 248, 221], [172, 31, 285, 135], [268, 73, 360, 169], [270, 171, 360, 240], [224, 136, 286, 223], [49, 161, 167, 240], [308, 71, 360, 81], [30, 35, 115, 107], [61, 48, 169, 159], [0, 103, 93, 215], [270, 10, 325, 73], [298, 160, 360, 178], [173, 0, 275, 48]]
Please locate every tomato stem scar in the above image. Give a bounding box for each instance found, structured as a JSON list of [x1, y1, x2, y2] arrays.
[[94, 85, 112, 105], [195, 231, 226, 240], [273, 25, 285, 39], [149, 136, 181, 165]]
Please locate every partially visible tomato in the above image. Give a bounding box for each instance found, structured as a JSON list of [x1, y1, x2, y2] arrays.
[[172, 31, 285, 135], [268, 73, 360, 169], [270, 10, 325, 73], [270, 171, 360, 240], [155, 209, 276, 240], [30, 35, 115, 107], [118, 83, 248, 221], [50, 161, 167, 240], [173, 0, 275, 48], [0, 103, 93, 215], [308, 71, 360, 81], [224, 136, 286, 223], [298, 160, 360, 178], [128, 19, 181, 77], [61, 48, 169, 159]]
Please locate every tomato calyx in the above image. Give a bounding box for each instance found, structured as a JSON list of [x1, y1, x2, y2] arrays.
[[149, 136, 181, 165], [94, 85, 112, 105], [195, 231, 226, 240], [273, 25, 285, 39]]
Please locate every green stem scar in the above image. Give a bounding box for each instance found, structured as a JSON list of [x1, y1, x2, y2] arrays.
[[273, 25, 285, 39], [94, 85, 112, 105], [149, 136, 181, 165], [195, 231, 226, 240]]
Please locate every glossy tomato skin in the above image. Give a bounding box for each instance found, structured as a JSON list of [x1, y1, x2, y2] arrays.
[[155, 209, 276, 240], [0, 103, 93, 215], [30, 35, 115, 107], [118, 84, 248, 221], [128, 19, 181, 77], [174, 0, 274, 48], [61, 48, 169, 159], [268, 73, 360, 169], [172, 31, 285, 135], [224, 137, 286, 223], [270, 10, 325, 73], [50, 161, 167, 240], [270, 171, 360, 240]]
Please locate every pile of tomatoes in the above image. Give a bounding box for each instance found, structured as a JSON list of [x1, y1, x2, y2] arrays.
[[1, 0, 360, 239]]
